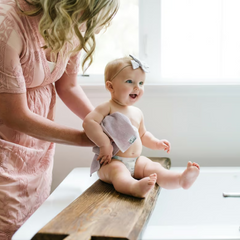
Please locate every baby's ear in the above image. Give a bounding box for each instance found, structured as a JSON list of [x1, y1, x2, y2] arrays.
[[105, 81, 114, 92]]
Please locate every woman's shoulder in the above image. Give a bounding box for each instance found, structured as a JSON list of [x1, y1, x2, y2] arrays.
[[0, 0, 24, 31], [0, 2, 25, 55], [0, 0, 16, 9], [0, 0, 18, 18]]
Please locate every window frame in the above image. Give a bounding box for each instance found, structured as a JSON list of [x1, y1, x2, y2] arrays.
[[78, 0, 240, 87]]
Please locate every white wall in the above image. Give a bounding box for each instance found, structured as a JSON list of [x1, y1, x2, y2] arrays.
[[52, 84, 240, 191]]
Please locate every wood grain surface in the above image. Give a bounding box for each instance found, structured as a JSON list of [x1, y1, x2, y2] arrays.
[[32, 157, 171, 240]]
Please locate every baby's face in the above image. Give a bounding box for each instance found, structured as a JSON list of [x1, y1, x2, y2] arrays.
[[109, 67, 145, 106]]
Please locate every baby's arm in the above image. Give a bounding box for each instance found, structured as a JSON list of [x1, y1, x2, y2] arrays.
[[82, 102, 113, 164], [139, 111, 171, 153]]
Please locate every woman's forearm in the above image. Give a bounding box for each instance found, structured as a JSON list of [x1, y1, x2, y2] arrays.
[[55, 73, 94, 119], [10, 110, 93, 146], [0, 92, 94, 146]]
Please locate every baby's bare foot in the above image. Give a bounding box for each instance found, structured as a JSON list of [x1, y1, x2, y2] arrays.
[[132, 173, 157, 198], [179, 161, 200, 189]]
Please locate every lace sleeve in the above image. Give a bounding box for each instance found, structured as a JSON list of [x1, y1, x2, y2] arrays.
[[0, 14, 26, 93]]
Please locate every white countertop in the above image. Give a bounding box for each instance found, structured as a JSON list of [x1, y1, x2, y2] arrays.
[[13, 167, 240, 240]]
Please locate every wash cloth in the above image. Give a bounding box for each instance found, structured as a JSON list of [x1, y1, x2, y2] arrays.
[[90, 112, 139, 176]]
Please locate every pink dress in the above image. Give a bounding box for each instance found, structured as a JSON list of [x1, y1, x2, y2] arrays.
[[0, 0, 81, 239]]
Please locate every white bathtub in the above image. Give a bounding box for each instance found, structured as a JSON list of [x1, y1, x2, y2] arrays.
[[13, 167, 240, 240], [142, 167, 240, 240]]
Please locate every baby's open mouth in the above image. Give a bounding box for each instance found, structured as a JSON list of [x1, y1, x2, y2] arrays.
[[129, 94, 137, 99]]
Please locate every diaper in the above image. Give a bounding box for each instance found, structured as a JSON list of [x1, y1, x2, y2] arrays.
[[112, 155, 138, 176]]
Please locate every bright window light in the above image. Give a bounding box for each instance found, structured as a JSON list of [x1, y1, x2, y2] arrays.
[[80, 0, 240, 84], [161, 0, 240, 82], [81, 0, 139, 75]]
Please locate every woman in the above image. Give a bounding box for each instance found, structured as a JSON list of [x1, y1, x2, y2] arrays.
[[0, 0, 119, 238]]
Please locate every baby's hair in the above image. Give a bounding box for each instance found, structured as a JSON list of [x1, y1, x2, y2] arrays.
[[16, 0, 119, 72], [104, 56, 133, 83]]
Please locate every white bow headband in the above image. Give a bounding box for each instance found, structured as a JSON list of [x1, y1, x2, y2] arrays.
[[129, 54, 150, 73], [109, 55, 150, 81]]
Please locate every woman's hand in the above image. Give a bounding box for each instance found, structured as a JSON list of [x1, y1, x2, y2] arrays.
[[0, 92, 94, 146]]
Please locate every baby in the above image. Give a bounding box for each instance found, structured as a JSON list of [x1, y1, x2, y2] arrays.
[[83, 55, 200, 198]]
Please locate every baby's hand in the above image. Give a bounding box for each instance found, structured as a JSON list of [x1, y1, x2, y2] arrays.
[[157, 139, 171, 153], [97, 144, 113, 165]]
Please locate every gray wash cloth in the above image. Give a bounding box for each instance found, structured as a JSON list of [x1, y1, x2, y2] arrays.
[[90, 112, 139, 176]]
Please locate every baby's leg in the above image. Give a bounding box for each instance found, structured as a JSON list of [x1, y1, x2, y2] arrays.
[[134, 156, 200, 190], [98, 160, 157, 198]]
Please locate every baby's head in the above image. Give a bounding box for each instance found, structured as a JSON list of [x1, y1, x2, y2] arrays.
[[104, 55, 149, 106], [104, 57, 132, 83]]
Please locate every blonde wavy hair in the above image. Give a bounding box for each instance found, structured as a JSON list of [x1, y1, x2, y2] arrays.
[[16, 0, 119, 72]]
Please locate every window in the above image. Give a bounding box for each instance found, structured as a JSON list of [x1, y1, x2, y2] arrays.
[[80, 0, 240, 84], [80, 0, 138, 82], [160, 0, 240, 83]]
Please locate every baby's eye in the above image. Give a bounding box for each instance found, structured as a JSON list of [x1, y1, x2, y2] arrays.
[[126, 80, 132, 83], [139, 81, 144, 85]]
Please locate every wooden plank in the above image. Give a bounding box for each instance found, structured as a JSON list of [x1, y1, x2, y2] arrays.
[[32, 157, 171, 240]]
